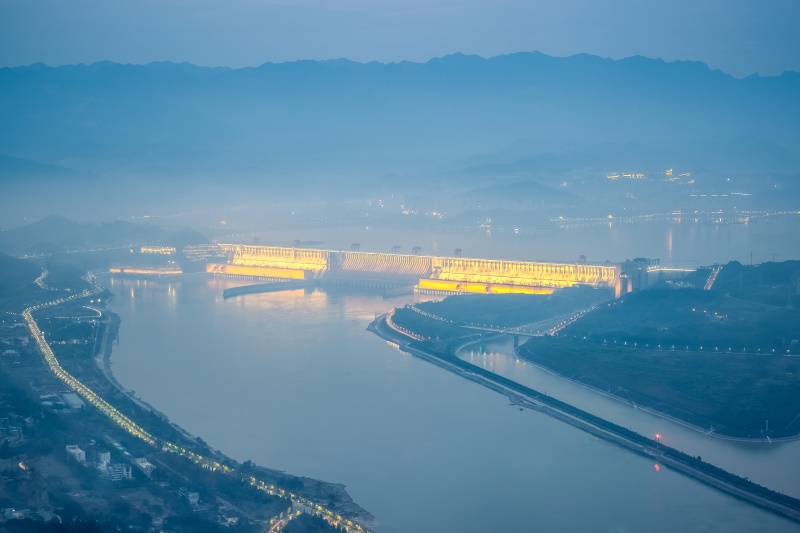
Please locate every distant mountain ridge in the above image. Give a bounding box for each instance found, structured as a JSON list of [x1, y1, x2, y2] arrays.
[[1, 51, 798, 182]]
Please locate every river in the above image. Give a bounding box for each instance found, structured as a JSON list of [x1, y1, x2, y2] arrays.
[[105, 217, 800, 532]]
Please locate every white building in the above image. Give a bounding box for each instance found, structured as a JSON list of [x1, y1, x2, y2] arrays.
[[62, 393, 85, 410], [97, 451, 111, 467], [135, 457, 155, 477], [109, 463, 132, 481], [65, 445, 85, 463]]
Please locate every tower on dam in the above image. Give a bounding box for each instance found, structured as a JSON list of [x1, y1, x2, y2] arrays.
[[205, 244, 650, 296]]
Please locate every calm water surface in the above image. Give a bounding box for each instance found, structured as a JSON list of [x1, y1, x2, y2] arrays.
[[458, 338, 800, 497], [106, 219, 800, 532], [106, 273, 799, 532]]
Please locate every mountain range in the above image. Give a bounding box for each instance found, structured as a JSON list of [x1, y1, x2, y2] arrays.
[[1, 51, 798, 229], [1, 52, 797, 181]]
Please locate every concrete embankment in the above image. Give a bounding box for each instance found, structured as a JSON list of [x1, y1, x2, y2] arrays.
[[368, 314, 800, 524], [223, 280, 312, 299]]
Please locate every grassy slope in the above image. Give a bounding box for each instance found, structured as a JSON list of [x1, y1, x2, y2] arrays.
[[518, 337, 800, 437], [518, 266, 800, 437]]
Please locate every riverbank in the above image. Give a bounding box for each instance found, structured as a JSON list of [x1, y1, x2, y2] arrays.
[[388, 274, 800, 440], [93, 292, 376, 528], [369, 313, 800, 524], [512, 344, 800, 444], [517, 334, 800, 439]]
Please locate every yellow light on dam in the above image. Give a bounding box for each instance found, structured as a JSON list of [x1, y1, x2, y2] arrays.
[[214, 243, 619, 291], [206, 263, 308, 280], [109, 266, 182, 275], [417, 279, 553, 295]]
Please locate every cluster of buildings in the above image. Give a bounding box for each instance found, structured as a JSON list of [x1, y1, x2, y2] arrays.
[[64, 436, 155, 482], [0, 418, 25, 445], [39, 391, 85, 410]]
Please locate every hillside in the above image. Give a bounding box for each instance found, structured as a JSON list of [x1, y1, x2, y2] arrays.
[[1, 53, 798, 181]]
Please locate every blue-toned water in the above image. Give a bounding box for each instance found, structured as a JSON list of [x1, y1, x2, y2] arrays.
[[105, 217, 800, 531], [106, 274, 799, 532]]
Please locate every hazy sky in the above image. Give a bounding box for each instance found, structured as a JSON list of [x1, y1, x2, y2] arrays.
[[1, 0, 798, 77]]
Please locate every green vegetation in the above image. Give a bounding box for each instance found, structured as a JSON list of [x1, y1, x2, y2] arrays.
[[518, 337, 800, 437], [0, 252, 41, 294], [284, 513, 338, 533], [712, 260, 800, 308], [514, 261, 800, 438], [388, 262, 800, 438], [391, 286, 613, 340], [564, 288, 800, 354], [2, 519, 110, 532], [0, 252, 47, 312]]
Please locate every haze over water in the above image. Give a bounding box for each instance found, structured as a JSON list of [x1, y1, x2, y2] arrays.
[[106, 220, 800, 532], [222, 216, 800, 267]]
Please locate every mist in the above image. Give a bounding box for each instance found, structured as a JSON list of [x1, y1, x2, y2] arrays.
[[2, 7, 800, 533]]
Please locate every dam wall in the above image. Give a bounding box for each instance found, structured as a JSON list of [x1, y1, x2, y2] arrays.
[[340, 251, 432, 278], [206, 263, 309, 280], [219, 244, 329, 272], [432, 257, 617, 289], [212, 243, 622, 294]]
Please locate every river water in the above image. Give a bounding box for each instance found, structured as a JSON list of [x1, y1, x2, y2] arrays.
[[106, 218, 800, 532]]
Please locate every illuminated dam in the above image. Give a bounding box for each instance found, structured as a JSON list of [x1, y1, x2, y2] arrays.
[[207, 244, 637, 296]]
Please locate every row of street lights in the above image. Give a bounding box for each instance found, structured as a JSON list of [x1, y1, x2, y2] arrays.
[[25, 283, 370, 533]]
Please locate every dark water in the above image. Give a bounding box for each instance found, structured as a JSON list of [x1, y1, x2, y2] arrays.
[[107, 273, 800, 532]]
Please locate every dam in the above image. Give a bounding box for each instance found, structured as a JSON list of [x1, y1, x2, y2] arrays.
[[207, 244, 639, 296]]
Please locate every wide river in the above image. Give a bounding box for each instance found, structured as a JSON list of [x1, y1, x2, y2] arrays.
[[106, 218, 800, 532]]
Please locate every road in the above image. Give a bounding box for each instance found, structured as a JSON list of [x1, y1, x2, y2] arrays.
[[370, 313, 800, 525], [24, 274, 371, 533], [704, 265, 723, 290]]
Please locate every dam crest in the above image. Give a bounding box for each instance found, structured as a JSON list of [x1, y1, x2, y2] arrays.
[[205, 244, 664, 297]]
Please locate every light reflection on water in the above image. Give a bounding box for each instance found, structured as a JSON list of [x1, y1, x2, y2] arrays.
[[105, 275, 800, 533]]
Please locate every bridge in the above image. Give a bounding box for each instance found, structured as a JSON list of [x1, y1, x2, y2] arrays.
[[208, 244, 626, 296]]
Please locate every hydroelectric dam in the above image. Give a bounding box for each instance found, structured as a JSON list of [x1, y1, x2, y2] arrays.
[[205, 244, 663, 298]]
